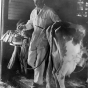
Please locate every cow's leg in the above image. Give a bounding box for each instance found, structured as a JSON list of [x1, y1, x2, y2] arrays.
[[57, 61, 76, 88], [52, 53, 61, 88], [56, 62, 67, 88], [46, 56, 53, 88], [46, 75, 51, 88], [52, 69, 60, 88], [57, 71, 65, 88], [46, 62, 53, 88]]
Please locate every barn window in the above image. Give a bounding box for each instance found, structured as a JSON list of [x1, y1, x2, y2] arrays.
[[77, 0, 88, 17]]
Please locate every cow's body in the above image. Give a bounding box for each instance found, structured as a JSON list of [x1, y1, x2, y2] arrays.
[[46, 22, 86, 88]]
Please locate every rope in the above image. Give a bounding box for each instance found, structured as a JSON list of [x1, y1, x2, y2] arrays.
[[27, 46, 50, 70], [19, 45, 50, 70]]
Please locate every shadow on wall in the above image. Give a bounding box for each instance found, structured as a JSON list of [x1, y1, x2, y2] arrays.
[[45, 0, 87, 24]]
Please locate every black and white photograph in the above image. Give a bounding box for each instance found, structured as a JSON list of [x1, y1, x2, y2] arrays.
[[0, 0, 88, 88]]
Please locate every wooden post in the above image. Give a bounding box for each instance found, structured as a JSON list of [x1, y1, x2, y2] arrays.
[[0, 0, 2, 81], [0, 0, 4, 81]]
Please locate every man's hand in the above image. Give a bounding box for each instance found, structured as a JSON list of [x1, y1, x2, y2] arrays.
[[21, 30, 33, 38], [17, 23, 26, 31]]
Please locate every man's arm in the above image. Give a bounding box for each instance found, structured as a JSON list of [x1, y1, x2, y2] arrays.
[[19, 10, 34, 37], [25, 19, 33, 30], [49, 8, 61, 23], [17, 9, 34, 32], [48, 9, 62, 31], [25, 9, 34, 30]]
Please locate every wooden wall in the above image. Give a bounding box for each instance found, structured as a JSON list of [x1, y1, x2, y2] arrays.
[[8, 0, 34, 20], [7, 0, 88, 24]]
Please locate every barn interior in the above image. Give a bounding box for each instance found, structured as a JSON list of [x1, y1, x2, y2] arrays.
[[0, 0, 88, 88]]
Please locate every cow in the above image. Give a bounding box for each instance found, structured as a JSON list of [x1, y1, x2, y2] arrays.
[[45, 21, 87, 88]]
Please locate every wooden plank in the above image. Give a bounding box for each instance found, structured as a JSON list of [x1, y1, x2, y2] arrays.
[[8, 8, 25, 13], [8, 0, 34, 20], [8, 15, 21, 20], [8, 4, 26, 9]]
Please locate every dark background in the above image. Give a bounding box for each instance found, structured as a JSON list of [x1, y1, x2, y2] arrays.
[[1, 0, 88, 83]]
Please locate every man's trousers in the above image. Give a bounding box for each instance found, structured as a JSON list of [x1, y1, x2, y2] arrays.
[[27, 46, 47, 85]]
